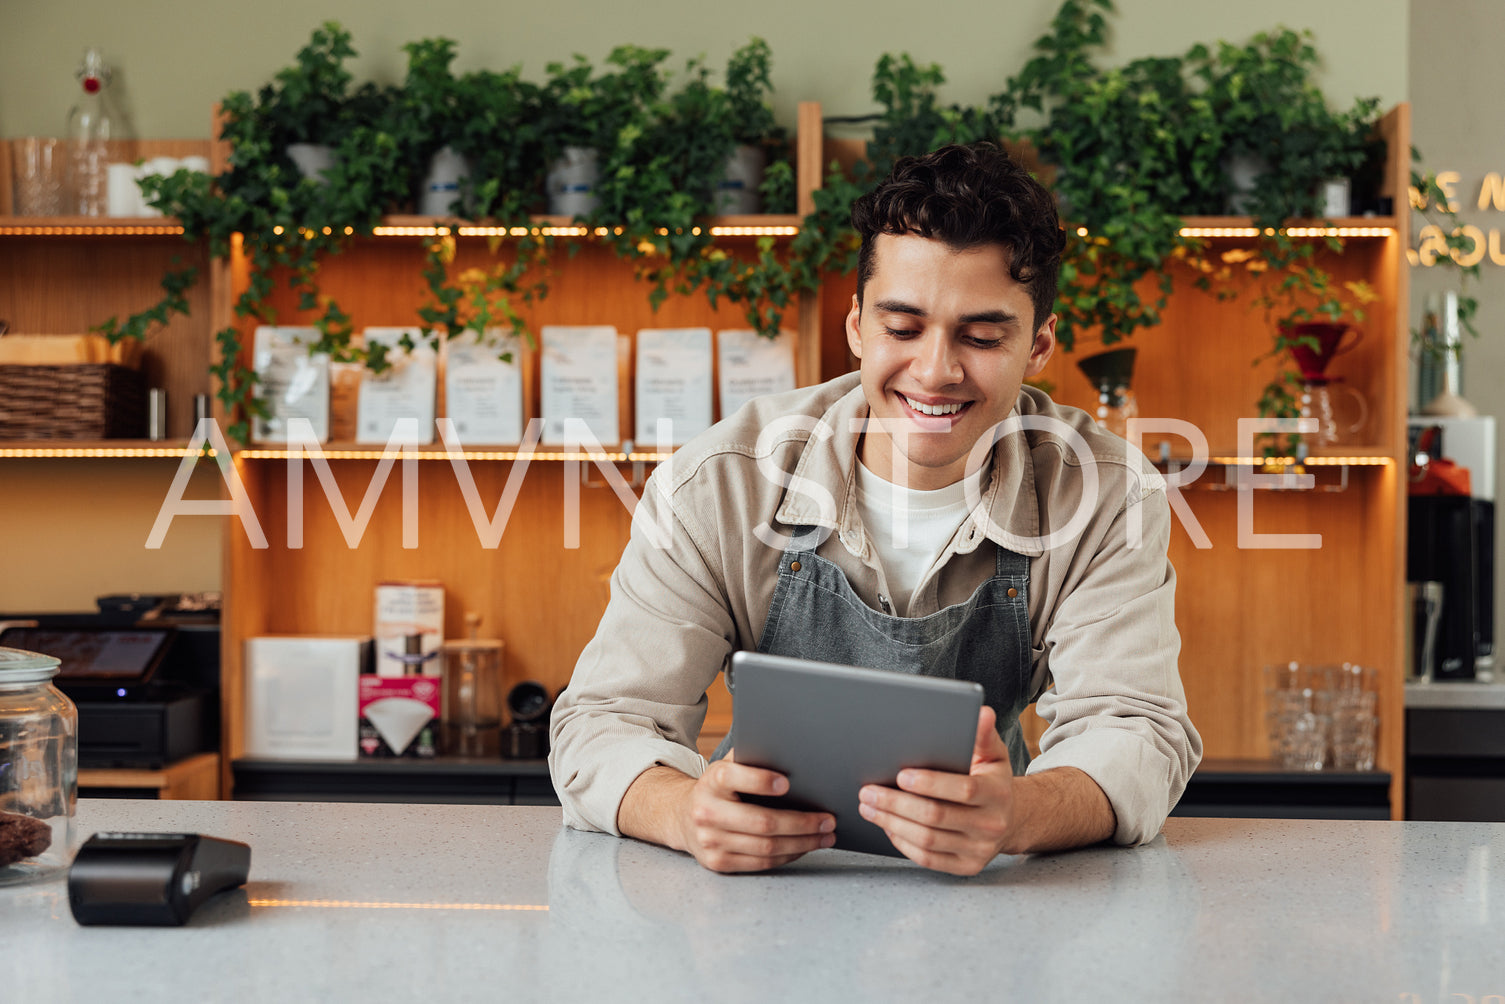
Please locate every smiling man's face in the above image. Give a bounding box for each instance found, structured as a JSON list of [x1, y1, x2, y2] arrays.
[[846, 232, 1056, 490]]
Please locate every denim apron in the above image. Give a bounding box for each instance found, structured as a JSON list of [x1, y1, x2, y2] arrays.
[[714, 540, 1034, 773]]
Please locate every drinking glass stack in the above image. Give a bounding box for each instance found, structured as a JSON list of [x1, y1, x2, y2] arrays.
[[1264, 662, 1379, 771], [1328, 663, 1379, 770]]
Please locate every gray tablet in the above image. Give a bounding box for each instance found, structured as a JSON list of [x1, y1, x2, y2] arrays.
[[728, 650, 985, 858]]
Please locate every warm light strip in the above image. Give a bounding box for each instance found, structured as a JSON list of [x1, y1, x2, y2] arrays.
[[371, 224, 596, 238], [1201, 456, 1393, 467], [708, 225, 800, 237], [0, 446, 215, 458], [1177, 226, 1394, 239], [0, 224, 185, 236], [372, 225, 447, 237], [237, 449, 670, 463], [369, 224, 797, 239], [248, 898, 547, 912], [1284, 226, 1393, 238]]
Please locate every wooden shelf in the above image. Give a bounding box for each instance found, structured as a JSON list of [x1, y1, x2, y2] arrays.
[[0, 216, 186, 235], [377, 213, 803, 235], [0, 214, 802, 238], [234, 443, 671, 462], [1147, 446, 1399, 467], [1175, 215, 1399, 234], [78, 752, 221, 800], [0, 439, 206, 457]]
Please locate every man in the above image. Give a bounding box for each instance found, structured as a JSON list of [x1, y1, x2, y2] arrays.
[[549, 143, 1201, 876]]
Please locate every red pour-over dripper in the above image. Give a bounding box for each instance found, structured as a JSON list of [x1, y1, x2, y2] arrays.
[[1282, 321, 1362, 381]]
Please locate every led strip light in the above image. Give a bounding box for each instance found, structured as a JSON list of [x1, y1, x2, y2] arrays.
[[238, 449, 673, 463], [1178, 226, 1394, 239], [369, 224, 800, 238], [0, 223, 185, 236], [1196, 456, 1393, 467], [248, 898, 547, 912], [0, 446, 215, 458]]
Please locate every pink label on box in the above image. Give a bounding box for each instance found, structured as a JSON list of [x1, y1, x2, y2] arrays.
[[358, 676, 441, 757]]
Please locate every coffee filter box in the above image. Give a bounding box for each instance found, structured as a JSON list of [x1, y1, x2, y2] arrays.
[[363, 581, 445, 758], [359, 676, 440, 757]]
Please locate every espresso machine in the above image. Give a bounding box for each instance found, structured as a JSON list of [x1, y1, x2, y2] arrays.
[[1406, 415, 1496, 681]]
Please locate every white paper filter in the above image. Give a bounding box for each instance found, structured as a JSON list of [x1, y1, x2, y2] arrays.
[[363, 697, 434, 753]]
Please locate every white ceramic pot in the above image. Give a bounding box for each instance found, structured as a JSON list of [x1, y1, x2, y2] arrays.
[[713, 145, 766, 214], [1224, 153, 1268, 214], [419, 145, 473, 216], [546, 146, 600, 216], [1319, 177, 1352, 218], [286, 143, 336, 184]]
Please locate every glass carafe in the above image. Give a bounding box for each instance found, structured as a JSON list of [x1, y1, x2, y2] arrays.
[[441, 614, 504, 757], [1300, 379, 1368, 448], [0, 647, 77, 885]]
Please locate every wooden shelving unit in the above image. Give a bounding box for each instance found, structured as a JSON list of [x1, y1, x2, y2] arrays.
[[77, 752, 221, 800], [213, 103, 828, 798], [1, 106, 1413, 815], [1022, 104, 1414, 815]]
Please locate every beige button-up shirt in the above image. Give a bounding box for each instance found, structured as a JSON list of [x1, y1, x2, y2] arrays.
[[549, 373, 1203, 846]]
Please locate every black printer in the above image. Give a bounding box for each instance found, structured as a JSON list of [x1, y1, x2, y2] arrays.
[[0, 593, 220, 769]]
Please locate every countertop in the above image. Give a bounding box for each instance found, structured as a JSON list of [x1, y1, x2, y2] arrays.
[[1406, 679, 1505, 708], [4, 800, 1503, 1003]]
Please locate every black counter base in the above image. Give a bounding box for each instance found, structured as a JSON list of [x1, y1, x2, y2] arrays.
[[232, 757, 559, 806], [1171, 758, 1391, 821]]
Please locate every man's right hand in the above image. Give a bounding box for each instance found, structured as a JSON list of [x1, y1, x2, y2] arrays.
[[618, 757, 836, 873]]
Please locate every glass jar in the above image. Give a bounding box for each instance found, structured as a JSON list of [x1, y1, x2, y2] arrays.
[[0, 646, 77, 885], [442, 637, 504, 757]]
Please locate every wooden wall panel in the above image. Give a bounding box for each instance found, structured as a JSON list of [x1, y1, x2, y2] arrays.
[[0, 235, 212, 438], [222, 457, 642, 757], [1038, 241, 1398, 456]]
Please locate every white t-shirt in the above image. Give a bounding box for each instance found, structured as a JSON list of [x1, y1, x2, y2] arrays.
[[854, 461, 986, 615]]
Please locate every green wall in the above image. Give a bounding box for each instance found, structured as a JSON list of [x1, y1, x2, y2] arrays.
[[1, 0, 1407, 139]]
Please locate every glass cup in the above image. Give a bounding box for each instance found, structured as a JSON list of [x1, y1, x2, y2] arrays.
[[1330, 708, 1378, 770], [12, 138, 68, 216], [1263, 662, 1336, 770], [1328, 664, 1379, 769]]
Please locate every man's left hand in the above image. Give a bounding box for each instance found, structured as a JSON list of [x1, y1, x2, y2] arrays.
[[857, 704, 1018, 876]]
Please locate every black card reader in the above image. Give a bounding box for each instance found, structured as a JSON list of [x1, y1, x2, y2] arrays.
[[68, 831, 251, 926]]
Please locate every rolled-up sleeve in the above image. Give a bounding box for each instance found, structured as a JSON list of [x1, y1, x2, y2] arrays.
[[548, 468, 731, 834], [1027, 480, 1203, 845]]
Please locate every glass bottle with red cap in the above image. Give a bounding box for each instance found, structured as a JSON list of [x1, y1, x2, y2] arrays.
[[67, 47, 114, 216]]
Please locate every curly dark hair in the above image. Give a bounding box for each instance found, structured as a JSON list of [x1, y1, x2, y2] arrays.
[[851, 143, 1065, 331]]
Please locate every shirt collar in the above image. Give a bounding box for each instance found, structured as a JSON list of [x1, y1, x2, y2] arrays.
[[775, 375, 1045, 558]]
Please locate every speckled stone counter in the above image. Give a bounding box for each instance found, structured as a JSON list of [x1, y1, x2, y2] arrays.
[[1407, 679, 1505, 708], [3, 800, 1503, 1002]]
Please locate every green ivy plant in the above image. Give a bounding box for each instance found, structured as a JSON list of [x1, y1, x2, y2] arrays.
[[1184, 28, 1384, 449], [128, 21, 402, 442], [102, 8, 1403, 451]]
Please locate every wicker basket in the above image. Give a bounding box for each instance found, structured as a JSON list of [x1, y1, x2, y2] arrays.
[[0, 364, 147, 439]]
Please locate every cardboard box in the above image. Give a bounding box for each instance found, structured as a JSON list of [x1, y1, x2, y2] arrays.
[[244, 636, 369, 761], [359, 675, 440, 757], [373, 581, 445, 678]]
